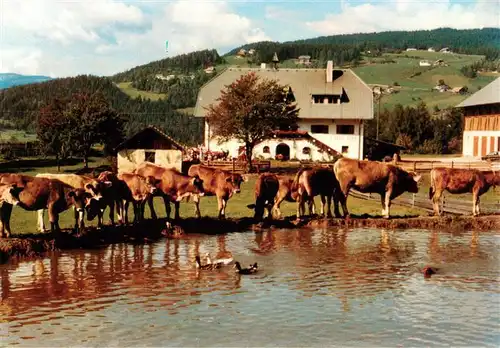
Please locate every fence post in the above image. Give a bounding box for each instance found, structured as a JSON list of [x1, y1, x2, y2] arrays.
[[451, 161, 454, 169], [413, 161, 416, 172], [412, 194, 415, 207], [232, 158, 235, 174]]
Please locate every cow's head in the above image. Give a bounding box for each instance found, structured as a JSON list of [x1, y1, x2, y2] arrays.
[[0, 184, 23, 206], [247, 201, 272, 220], [406, 172, 422, 193], [191, 175, 205, 196], [145, 175, 161, 195], [226, 173, 247, 194], [68, 189, 93, 217]]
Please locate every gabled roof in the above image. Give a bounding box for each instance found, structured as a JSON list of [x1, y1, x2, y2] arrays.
[[456, 77, 500, 108], [115, 125, 185, 152], [194, 67, 373, 120]]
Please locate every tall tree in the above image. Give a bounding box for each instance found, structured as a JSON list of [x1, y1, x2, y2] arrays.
[[65, 92, 124, 168], [36, 98, 72, 171], [205, 72, 299, 171]]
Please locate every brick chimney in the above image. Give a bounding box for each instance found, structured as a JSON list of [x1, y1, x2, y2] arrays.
[[326, 60, 333, 82]]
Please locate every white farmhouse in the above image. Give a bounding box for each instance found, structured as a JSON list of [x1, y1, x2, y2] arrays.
[[457, 77, 500, 157], [194, 61, 374, 161]]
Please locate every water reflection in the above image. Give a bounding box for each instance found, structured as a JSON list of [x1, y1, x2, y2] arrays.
[[1, 228, 499, 347]]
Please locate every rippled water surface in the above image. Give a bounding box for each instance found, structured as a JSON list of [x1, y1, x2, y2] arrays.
[[1, 228, 499, 347]]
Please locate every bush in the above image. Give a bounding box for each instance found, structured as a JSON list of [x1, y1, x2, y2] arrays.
[[415, 139, 442, 154], [447, 137, 462, 153]]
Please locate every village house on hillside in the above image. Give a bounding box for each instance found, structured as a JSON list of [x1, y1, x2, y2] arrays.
[[457, 77, 500, 158], [296, 55, 312, 65], [194, 61, 374, 161]]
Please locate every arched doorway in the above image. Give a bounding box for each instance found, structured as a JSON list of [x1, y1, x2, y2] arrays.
[[275, 143, 290, 160]]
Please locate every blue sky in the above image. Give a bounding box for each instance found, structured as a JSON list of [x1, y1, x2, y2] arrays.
[[1, 0, 498, 77]]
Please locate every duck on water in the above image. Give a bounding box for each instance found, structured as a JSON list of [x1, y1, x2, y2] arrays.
[[234, 262, 258, 275]]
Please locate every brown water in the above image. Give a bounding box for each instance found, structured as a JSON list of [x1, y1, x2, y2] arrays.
[[1, 228, 499, 347]]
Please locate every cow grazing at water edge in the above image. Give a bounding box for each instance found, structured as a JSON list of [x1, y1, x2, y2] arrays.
[[35, 173, 108, 231], [247, 173, 311, 220], [0, 173, 93, 236], [333, 158, 422, 218], [116, 173, 160, 224], [429, 167, 500, 216], [134, 162, 205, 220], [293, 167, 345, 219], [187, 164, 246, 219]]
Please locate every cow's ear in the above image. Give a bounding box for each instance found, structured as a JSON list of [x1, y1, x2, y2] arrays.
[[413, 174, 422, 183], [103, 181, 113, 188], [226, 176, 233, 182]]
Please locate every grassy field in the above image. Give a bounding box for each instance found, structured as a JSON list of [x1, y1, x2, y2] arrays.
[[353, 51, 497, 109], [3, 157, 433, 235], [0, 129, 37, 143], [116, 82, 167, 101]]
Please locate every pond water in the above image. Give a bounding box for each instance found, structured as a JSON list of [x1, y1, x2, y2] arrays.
[[1, 228, 499, 347]]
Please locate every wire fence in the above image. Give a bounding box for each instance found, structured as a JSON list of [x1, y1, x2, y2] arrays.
[[350, 190, 499, 215]]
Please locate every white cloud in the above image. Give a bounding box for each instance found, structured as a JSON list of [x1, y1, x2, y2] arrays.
[[2, 0, 145, 44], [0, 0, 270, 77], [306, 0, 499, 34]]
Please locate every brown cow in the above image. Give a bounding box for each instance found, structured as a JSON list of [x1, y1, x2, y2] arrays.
[[134, 162, 205, 220], [0, 184, 21, 204], [187, 164, 246, 219], [247, 173, 310, 220], [334, 158, 422, 218], [89, 171, 128, 227], [0, 174, 92, 236], [117, 173, 160, 223], [35, 173, 107, 230], [429, 167, 500, 216], [293, 167, 344, 218]]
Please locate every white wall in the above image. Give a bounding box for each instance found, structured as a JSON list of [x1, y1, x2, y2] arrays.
[[462, 131, 500, 157], [204, 119, 365, 160], [253, 139, 336, 162], [117, 149, 183, 173], [297, 119, 364, 159]]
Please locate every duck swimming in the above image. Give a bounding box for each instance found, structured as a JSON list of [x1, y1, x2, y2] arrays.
[[205, 252, 234, 266], [195, 255, 222, 270], [423, 266, 438, 278], [234, 261, 258, 275]]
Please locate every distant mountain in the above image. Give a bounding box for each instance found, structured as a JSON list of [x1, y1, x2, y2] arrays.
[[0, 73, 53, 89]]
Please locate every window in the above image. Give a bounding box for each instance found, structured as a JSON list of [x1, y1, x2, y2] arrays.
[[145, 151, 156, 163], [302, 147, 311, 155], [311, 125, 329, 134], [263, 146, 270, 154], [311, 94, 341, 104], [341, 146, 349, 154], [336, 125, 355, 134]]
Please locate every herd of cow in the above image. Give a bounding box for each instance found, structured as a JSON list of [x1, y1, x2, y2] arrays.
[[0, 158, 498, 238]]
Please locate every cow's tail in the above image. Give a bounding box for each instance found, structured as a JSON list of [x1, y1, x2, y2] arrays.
[[429, 169, 435, 200], [293, 167, 307, 188]]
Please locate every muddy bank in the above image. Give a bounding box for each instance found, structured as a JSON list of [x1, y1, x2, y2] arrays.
[[0, 214, 498, 264], [306, 214, 500, 231]]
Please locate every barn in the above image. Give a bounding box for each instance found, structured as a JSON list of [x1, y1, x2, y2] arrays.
[[114, 126, 184, 173], [457, 77, 500, 158]]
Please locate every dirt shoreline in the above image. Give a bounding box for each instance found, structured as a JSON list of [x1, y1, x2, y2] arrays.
[[1, 215, 499, 264]]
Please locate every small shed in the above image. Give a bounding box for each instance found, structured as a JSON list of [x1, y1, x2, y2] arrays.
[[114, 126, 185, 173]]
